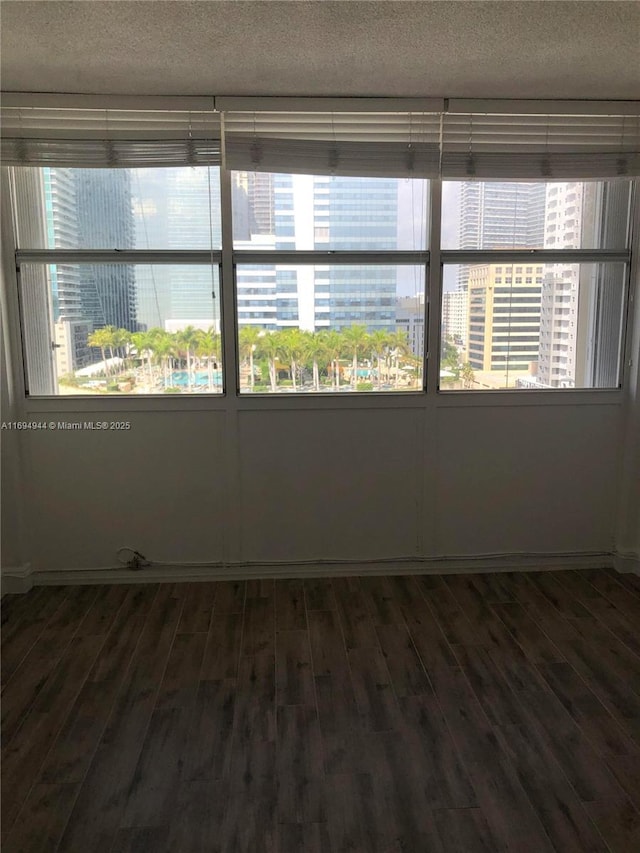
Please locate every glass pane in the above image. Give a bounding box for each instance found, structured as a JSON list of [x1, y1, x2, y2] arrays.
[[21, 263, 222, 395], [232, 172, 429, 250], [12, 166, 221, 250], [237, 264, 426, 393], [440, 262, 626, 391], [442, 180, 631, 252]]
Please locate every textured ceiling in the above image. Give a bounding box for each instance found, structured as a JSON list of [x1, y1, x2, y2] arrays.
[[2, 1, 639, 100]]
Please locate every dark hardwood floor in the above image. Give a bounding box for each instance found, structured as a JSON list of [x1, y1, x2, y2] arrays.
[[2, 568, 640, 853]]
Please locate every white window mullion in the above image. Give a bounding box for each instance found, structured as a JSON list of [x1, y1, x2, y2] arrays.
[[219, 114, 240, 397]]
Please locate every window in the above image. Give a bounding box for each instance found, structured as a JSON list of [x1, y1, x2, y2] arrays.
[[440, 174, 633, 391], [12, 167, 222, 395], [443, 180, 630, 251], [3, 99, 638, 398], [441, 261, 627, 390], [232, 172, 429, 393]]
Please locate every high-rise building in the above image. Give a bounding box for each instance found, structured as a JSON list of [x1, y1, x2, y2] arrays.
[[395, 296, 425, 357], [75, 169, 137, 332], [231, 172, 428, 337], [43, 168, 82, 322], [537, 181, 584, 387], [467, 261, 543, 384], [268, 174, 400, 331], [458, 181, 546, 289], [442, 290, 469, 345], [133, 167, 221, 331], [236, 235, 278, 328], [248, 172, 275, 235]]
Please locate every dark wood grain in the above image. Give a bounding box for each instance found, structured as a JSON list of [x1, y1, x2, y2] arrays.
[[275, 578, 306, 631], [303, 578, 336, 612], [433, 807, 498, 853], [56, 585, 183, 853], [175, 581, 218, 634], [494, 722, 610, 852], [276, 629, 315, 707], [376, 622, 431, 697], [332, 576, 378, 649], [2, 568, 639, 853], [276, 704, 325, 823], [2, 782, 80, 853]]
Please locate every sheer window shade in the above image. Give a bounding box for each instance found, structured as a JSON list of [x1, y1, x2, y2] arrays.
[[0, 105, 221, 167]]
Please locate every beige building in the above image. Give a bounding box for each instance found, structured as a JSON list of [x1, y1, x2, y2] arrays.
[[467, 261, 544, 385]]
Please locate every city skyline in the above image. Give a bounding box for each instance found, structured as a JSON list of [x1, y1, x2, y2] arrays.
[[29, 165, 626, 393]]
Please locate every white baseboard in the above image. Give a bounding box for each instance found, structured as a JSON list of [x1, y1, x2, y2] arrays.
[[1, 564, 33, 594], [7, 551, 614, 589], [613, 551, 640, 575]]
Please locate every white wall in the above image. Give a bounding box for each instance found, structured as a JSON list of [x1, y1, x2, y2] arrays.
[[2, 397, 622, 577], [0, 176, 636, 582]]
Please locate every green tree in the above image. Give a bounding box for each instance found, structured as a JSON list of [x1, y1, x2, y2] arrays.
[[151, 332, 176, 388], [441, 335, 461, 377], [461, 361, 475, 389], [387, 330, 409, 387], [112, 327, 134, 371], [87, 327, 112, 376], [341, 325, 370, 389], [369, 329, 390, 389], [131, 331, 157, 387], [320, 330, 344, 390], [279, 328, 306, 391], [196, 329, 221, 391], [239, 325, 261, 391], [303, 330, 327, 391], [256, 331, 281, 392], [175, 326, 201, 392]]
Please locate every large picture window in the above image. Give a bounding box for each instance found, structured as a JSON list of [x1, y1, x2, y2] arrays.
[[232, 171, 428, 394], [440, 180, 633, 391], [2, 98, 638, 398]]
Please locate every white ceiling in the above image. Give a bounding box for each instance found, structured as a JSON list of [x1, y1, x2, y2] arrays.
[[2, 1, 639, 101]]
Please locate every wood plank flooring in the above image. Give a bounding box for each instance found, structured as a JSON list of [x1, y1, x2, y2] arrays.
[[2, 568, 640, 853]]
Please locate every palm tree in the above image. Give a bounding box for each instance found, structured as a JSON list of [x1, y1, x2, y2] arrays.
[[369, 329, 390, 389], [387, 330, 409, 387], [279, 328, 306, 391], [100, 325, 118, 365], [175, 326, 201, 392], [303, 330, 326, 391], [150, 332, 176, 388], [320, 330, 344, 390], [112, 328, 132, 371], [87, 327, 112, 376], [341, 325, 370, 389], [131, 331, 156, 387], [256, 331, 281, 392], [404, 353, 423, 388], [239, 325, 261, 391], [196, 329, 220, 391]]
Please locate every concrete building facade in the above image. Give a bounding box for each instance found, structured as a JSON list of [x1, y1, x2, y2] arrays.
[[467, 261, 543, 385]]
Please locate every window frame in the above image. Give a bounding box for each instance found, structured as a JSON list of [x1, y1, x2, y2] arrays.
[[1, 97, 637, 411]]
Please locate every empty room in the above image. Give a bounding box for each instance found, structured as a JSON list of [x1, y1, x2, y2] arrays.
[[1, 2, 639, 851]]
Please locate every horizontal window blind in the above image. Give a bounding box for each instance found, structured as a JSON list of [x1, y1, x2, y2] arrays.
[[0, 106, 221, 167], [1, 97, 639, 178], [441, 112, 640, 179], [224, 111, 441, 178]]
